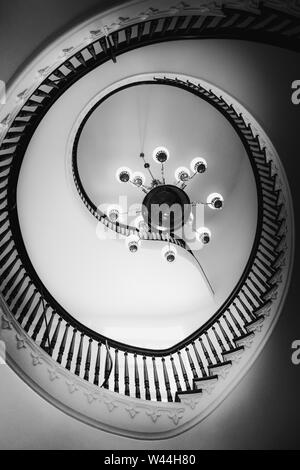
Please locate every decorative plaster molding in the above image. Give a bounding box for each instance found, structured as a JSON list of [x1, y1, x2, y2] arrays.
[[246, 318, 265, 333], [15, 335, 26, 350], [179, 396, 201, 410], [47, 368, 61, 382], [168, 409, 185, 425], [223, 348, 244, 365], [84, 391, 101, 404], [126, 406, 140, 418], [146, 409, 162, 423], [66, 381, 79, 394], [236, 334, 255, 349], [104, 399, 119, 412], [30, 352, 43, 366], [210, 362, 232, 380], [1, 314, 12, 331]]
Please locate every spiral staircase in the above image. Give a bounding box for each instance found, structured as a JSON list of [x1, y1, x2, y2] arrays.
[[0, 0, 295, 438]]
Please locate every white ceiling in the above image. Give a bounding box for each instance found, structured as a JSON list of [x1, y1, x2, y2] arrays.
[[17, 40, 257, 349]]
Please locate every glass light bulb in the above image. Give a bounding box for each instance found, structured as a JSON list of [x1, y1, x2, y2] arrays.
[[132, 171, 146, 187], [196, 227, 211, 244], [161, 244, 177, 262], [107, 205, 123, 222], [125, 234, 141, 252], [207, 192, 224, 209], [175, 166, 190, 182], [153, 146, 170, 163], [116, 167, 132, 183], [134, 216, 148, 232], [190, 157, 207, 173]]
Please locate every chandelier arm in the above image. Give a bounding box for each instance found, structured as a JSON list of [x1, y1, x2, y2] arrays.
[[180, 172, 196, 190], [139, 152, 157, 184], [146, 166, 156, 183], [129, 180, 148, 193], [161, 163, 166, 184], [191, 201, 209, 206]]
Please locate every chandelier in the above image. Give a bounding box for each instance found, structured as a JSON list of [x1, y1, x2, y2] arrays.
[[110, 147, 224, 262]]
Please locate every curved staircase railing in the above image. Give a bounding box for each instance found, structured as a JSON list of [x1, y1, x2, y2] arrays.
[[0, 4, 291, 403]]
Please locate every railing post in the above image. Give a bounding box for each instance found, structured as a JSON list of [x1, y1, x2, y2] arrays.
[[205, 331, 221, 364], [217, 319, 234, 350], [2, 264, 22, 296], [162, 357, 173, 402], [170, 354, 182, 393], [238, 295, 256, 321], [185, 347, 198, 379], [223, 313, 238, 339], [251, 268, 268, 289], [84, 338, 93, 381], [24, 297, 42, 332], [124, 352, 130, 396], [40, 310, 55, 351], [192, 341, 207, 377], [0, 236, 13, 255], [0, 246, 15, 269], [177, 351, 191, 391], [199, 337, 213, 367], [56, 322, 69, 363], [228, 307, 244, 336], [7, 272, 27, 305], [16, 287, 37, 324], [103, 345, 111, 389], [143, 356, 151, 400], [66, 328, 77, 370], [152, 357, 161, 401], [249, 275, 265, 295], [114, 350, 119, 393], [233, 300, 248, 325], [212, 326, 226, 353], [32, 304, 50, 341], [75, 333, 84, 376], [245, 281, 262, 305], [94, 342, 101, 386], [134, 354, 141, 399], [12, 279, 32, 316]]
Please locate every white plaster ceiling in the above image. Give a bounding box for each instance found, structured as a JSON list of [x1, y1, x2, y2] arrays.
[[17, 40, 258, 349]]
